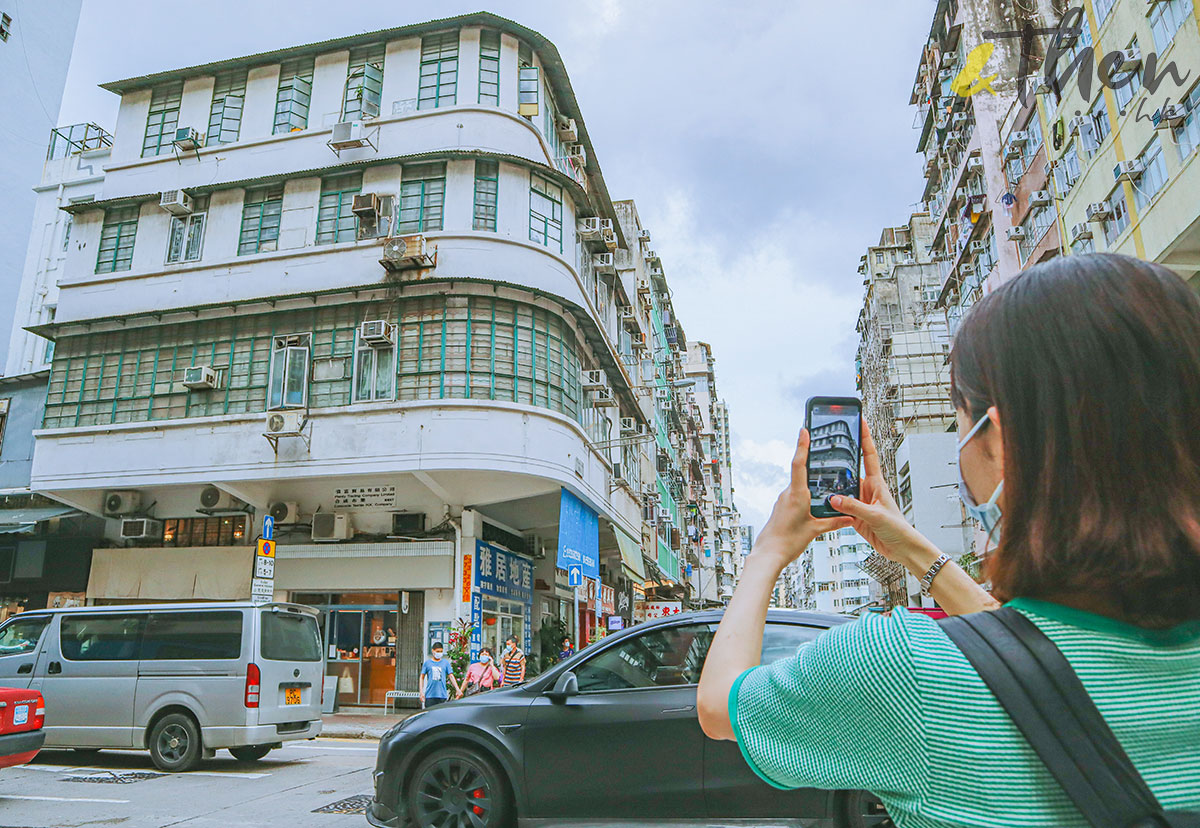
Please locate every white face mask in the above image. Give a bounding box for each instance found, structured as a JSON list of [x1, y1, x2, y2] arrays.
[[432, 652, 443, 661], [480, 654, 491, 663], [957, 412, 1004, 545]]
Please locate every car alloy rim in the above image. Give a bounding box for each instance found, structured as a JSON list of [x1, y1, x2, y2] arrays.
[[158, 723, 189, 763], [414, 757, 492, 827]]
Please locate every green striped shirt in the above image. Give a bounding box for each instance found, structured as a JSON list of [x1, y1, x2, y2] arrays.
[[730, 599, 1200, 827]]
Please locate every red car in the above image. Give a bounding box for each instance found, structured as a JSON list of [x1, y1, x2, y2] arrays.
[[0, 688, 45, 768]]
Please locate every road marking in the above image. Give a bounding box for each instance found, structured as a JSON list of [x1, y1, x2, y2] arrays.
[[282, 743, 377, 752], [1, 793, 129, 804], [186, 770, 272, 779], [19, 763, 270, 779]]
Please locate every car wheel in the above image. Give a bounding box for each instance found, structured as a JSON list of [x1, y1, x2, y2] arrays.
[[838, 790, 895, 828], [148, 713, 202, 772], [229, 745, 272, 762], [407, 746, 510, 828]]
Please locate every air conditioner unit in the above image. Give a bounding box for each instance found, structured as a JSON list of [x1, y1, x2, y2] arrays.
[[1113, 159, 1145, 182], [577, 217, 602, 240], [1006, 226, 1027, 241], [199, 485, 243, 511], [159, 190, 193, 216], [940, 52, 957, 69], [630, 330, 647, 349], [268, 501, 301, 524], [612, 462, 627, 483], [182, 365, 218, 390], [391, 512, 426, 535], [358, 320, 396, 347], [656, 507, 671, 524], [380, 234, 435, 271], [593, 252, 615, 274], [581, 369, 608, 389], [638, 229, 651, 243], [599, 218, 617, 250], [1086, 201, 1112, 221], [329, 120, 367, 150], [1030, 189, 1052, 206], [104, 490, 143, 516], [556, 116, 578, 143], [960, 263, 975, 276], [947, 129, 963, 144], [969, 240, 988, 253], [265, 410, 306, 437], [1071, 222, 1093, 241], [351, 193, 381, 216], [589, 385, 617, 407], [955, 187, 967, 202], [121, 518, 163, 541], [620, 416, 638, 434], [1068, 115, 1089, 135], [565, 143, 587, 166], [654, 386, 671, 400], [1010, 130, 1030, 146], [1153, 104, 1187, 129], [951, 112, 968, 125], [967, 156, 984, 171], [312, 512, 352, 542], [1004, 141, 1022, 159], [173, 127, 201, 150], [1115, 47, 1142, 72]]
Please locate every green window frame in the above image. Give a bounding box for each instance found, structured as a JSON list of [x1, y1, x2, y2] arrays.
[[207, 71, 246, 146], [166, 195, 209, 263], [418, 31, 459, 110], [473, 160, 499, 231], [96, 206, 140, 273], [316, 173, 363, 244], [268, 334, 311, 410], [529, 173, 562, 253], [142, 82, 183, 158], [353, 335, 396, 402], [239, 186, 284, 255], [343, 45, 384, 120], [274, 58, 314, 134], [398, 163, 446, 233], [518, 42, 538, 118], [478, 29, 500, 106]]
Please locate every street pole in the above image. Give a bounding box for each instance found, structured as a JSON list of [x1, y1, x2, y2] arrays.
[[573, 583, 580, 652]]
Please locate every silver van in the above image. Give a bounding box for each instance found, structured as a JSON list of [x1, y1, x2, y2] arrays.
[[0, 602, 323, 771]]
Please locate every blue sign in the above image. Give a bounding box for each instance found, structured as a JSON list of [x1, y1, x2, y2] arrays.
[[567, 566, 583, 588], [262, 515, 274, 540], [557, 488, 599, 582], [469, 593, 483, 662], [686, 563, 694, 577], [476, 540, 534, 603]]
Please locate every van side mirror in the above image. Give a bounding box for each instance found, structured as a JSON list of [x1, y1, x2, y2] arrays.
[[547, 671, 579, 701]]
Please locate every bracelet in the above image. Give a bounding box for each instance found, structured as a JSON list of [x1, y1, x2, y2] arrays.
[[919, 552, 951, 596]]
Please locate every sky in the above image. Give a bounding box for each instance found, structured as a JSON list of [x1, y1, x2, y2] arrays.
[[51, 0, 932, 534]]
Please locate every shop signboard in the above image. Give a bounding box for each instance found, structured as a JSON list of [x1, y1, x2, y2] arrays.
[[251, 538, 276, 603], [601, 585, 615, 616], [644, 601, 683, 620], [461, 552, 473, 604], [557, 488, 599, 583], [472, 540, 534, 659]]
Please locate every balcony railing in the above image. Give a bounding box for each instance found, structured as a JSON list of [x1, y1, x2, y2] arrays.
[[47, 123, 113, 160]]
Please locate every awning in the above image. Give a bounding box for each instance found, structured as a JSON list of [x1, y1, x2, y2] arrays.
[[615, 528, 646, 582], [0, 506, 79, 534]]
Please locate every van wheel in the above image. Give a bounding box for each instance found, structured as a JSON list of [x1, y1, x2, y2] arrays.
[[229, 745, 272, 762], [149, 713, 202, 772]]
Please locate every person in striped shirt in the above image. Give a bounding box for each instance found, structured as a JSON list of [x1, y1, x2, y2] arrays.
[[698, 254, 1200, 827], [500, 636, 526, 685]]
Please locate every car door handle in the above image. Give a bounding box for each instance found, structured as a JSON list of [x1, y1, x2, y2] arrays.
[[47, 661, 62, 675], [661, 705, 694, 714], [17, 663, 32, 674]]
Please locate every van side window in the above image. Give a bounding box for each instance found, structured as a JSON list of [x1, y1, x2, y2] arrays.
[[61, 614, 145, 661], [141, 611, 243, 660], [0, 616, 49, 656]]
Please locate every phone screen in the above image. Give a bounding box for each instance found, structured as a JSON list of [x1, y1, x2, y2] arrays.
[[807, 402, 862, 514]]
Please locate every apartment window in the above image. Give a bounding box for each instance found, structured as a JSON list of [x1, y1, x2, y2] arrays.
[[95, 205, 140, 273], [343, 44, 384, 120], [1103, 187, 1131, 247], [0, 13, 10, 42], [1089, 96, 1111, 147], [518, 41, 539, 118], [1133, 138, 1169, 210], [142, 82, 183, 158], [897, 462, 912, 511], [316, 173, 362, 244], [1093, 0, 1115, 25], [0, 398, 8, 455], [207, 71, 246, 145], [1020, 115, 1043, 163], [42, 307, 54, 364], [478, 29, 500, 106], [473, 160, 499, 231], [268, 334, 311, 409], [417, 31, 459, 110], [239, 185, 283, 254], [1150, 0, 1193, 52], [274, 58, 313, 134], [165, 195, 208, 263], [1173, 83, 1200, 159], [1071, 235, 1096, 255], [162, 516, 247, 547], [529, 173, 563, 253], [397, 163, 446, 233], [61, 215, 72, 252], [1055, 145, 1082, 195], [875, 251, 883, 263], [1113, 39, 1143, 113], [353, 333, 396, 402]]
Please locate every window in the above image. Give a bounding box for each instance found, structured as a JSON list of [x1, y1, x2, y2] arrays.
[[239, 185, 283, 254], [1103, 187, 1131, 246], [207, 71, 246, 145], [269, 334, 311, 410], [0, 615, 48, 656], [1113, 39, 1143, 113], [418, 31, 459, 110], [142, 81, 183, 157], [165, 194, 208, 263], [42, 307, 54, 364], [141, 611, 243, 660], [1093, 0, 1115, 25], [529, 173, 563, 253], [875, 251, 884, 263], [575, 623, 715, 691], [1055, 145, 1082, 195], [1150, 0, 1194, 52], [0, 13, 10, 42], [898, 462, 912, 511], [1071, 235, 1096, 255], [1089, 96, 1111, 148], [62, 215, 72, 252], [353, 332, 396, 402], [1174, 83, 1200, 160], [397, 163, 446, 233], [473, 160, 499, 231], [95, 205, 140, 273], [316, 173, 362, 244], [162, 515, 247, 547], [343, 45, 384, 120], [0, 398, 7, 457], [274, 58, 313, 134], [61, 614, 146, 661], [518, 41, 539, 118], [478, 29, 500, 106], [1134, 138, 1168, 210], [260, 610, 322, 661]]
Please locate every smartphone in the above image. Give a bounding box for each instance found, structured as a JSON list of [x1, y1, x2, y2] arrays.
[[805, 396, 862, 517]]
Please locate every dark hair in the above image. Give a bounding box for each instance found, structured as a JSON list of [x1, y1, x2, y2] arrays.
[[504, 636, 518, 645], [478, 647, 493, 659], [950, 253, 1200, 624], [431, 641, 443, 650]]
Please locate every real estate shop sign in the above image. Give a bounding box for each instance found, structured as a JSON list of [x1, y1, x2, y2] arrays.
[[557, 488, 599, 582], [472, 540, 534, 660]]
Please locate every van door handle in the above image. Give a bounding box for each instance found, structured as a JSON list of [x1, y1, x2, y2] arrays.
[[17, 663, 31, 674], [47, 661, 62, 675]]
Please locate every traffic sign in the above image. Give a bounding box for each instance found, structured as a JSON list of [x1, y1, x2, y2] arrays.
[[251, 577, 274, 602], [567, 565, 582, 587], [254, 556, 275, 579], [257, 538, 276, 558], [262, 515, 274, 540]]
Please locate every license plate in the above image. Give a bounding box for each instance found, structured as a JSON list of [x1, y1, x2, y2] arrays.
[[284, 688, 302, 705], [12, 705, 27, 726]]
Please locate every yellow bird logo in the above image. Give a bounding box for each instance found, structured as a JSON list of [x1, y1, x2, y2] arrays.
[[951, 43, 999, 97]]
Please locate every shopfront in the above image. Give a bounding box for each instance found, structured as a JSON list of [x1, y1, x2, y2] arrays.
[[469, 541, 533, 660]]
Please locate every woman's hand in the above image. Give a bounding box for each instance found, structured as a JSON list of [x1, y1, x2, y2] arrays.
[[753, 428, 854, 568]]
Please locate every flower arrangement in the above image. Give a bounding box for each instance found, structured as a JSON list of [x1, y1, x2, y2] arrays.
[[447, 617, 474, 677]]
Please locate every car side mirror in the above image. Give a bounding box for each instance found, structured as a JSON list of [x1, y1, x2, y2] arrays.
[[547, 671, 579, 701]]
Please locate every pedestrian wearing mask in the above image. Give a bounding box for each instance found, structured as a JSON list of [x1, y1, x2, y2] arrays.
[[458, 647, 501, 698], [558, 636, 575, 662], [499, 636, 526, 686], [697, 254, 1200, 827], [418, 642, 458, 708]]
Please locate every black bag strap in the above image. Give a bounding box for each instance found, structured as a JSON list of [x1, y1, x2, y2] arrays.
[[938, 608, 1199, 828]]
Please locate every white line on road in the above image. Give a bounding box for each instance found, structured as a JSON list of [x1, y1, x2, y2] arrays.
[[282, 743, 377, 752], [1, 794, 130, 804], [18, 763, 271, 779]]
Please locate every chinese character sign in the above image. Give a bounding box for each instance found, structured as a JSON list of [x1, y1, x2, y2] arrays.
[[475, 541, 533, 604], [557, 488, 599, 581], [470, 593, 483, 662], [644, 601, 683, 620]]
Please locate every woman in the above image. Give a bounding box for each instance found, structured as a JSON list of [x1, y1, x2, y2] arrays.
[[698, 254, 1200, 826], [457, 647, 501, 698]]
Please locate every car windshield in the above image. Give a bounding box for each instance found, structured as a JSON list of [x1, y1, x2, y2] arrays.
[[0, 616, 48, 656], [260, 610, 321, 661]]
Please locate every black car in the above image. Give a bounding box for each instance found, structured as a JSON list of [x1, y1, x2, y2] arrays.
[[368, 608, 890, 828]]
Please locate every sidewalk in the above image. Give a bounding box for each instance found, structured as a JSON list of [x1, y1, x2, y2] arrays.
[[321, 710, 416, 740]]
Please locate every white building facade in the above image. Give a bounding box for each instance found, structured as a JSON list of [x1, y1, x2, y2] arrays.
[[799, 528, 873, 614]]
